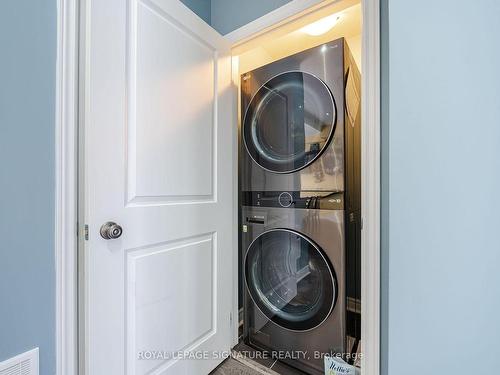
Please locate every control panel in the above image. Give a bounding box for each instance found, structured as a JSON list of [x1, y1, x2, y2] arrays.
[[241, 191, 344, 210]]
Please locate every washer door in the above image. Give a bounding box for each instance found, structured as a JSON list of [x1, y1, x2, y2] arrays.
[[245, 229, 337, 331], [243, 71, 336, 174]]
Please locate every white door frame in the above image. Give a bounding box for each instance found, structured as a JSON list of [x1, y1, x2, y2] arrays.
[[55, 0, 79, 374], [55, 0, 380, 374]]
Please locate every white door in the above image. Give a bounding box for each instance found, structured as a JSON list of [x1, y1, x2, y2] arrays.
[[83, 0, 235, 374]]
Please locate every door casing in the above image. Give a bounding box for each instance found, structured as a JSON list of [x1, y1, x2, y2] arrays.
[[54, 0, 381, 374]]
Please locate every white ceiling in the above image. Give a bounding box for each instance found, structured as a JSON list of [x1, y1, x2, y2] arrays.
[[236, 1, 362, 74]]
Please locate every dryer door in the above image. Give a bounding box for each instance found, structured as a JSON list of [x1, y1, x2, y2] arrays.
[[245, 229, 337, 331], [243, 71, 336, 174]]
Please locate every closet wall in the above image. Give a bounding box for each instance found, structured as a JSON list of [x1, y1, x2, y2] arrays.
[[180, 0, 293, 35]]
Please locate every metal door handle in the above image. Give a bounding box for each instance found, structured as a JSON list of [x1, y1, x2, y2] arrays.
[[100, 221, 123, 240]]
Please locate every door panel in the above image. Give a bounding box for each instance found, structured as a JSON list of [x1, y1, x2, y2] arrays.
[[128, 234, 216, 374], [130, 1, 217, 202], [84, 0, 234, 374]]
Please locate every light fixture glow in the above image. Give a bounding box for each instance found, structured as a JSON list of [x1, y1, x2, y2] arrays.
[[300, 14, 340, 36]]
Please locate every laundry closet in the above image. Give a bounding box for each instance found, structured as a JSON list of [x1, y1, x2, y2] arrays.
[[232, 1, 362, 373], [77, 0, 366, 373]]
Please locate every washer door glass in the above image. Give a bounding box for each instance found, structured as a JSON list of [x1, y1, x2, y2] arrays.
[[243, 71, 336, 173], [245, 229, 337, 331]]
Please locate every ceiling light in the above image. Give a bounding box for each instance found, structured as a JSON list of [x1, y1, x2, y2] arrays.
[[300, 15, 340, 36]]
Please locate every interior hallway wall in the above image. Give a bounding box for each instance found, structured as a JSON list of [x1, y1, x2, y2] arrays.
[[0, 1, 56, 375], [380, 1, 500, 374], [180, 0, 211, 24], [181, 0, 295, 35], [210, 0, 293, 35]]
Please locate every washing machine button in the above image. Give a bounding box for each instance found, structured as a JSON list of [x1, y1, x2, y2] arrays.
[[278, 192, 293, 207]]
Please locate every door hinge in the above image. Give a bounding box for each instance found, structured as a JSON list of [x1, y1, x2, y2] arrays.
[[360, 217, 364, 230], [229, 312, 233, 326], [84, 224, 89, 240]]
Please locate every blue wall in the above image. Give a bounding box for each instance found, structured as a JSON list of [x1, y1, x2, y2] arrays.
[[211, 0, 292, 34], [181, 0, 293, 35], [0, 1, 56, 375], [381, 1, 500, 374], [181, 0, 291, 35], [180, 0, 211, 25]]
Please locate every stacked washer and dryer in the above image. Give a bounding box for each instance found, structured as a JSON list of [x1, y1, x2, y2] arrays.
[[239, 38, 361, 375]]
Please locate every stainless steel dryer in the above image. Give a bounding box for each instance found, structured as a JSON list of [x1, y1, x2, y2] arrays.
[[240, 38, 356, 193], [241, 194, 345, 375]]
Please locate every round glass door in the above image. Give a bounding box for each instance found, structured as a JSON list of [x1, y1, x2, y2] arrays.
[[245, 229, 337, 331], [243, 71, 336, 173]]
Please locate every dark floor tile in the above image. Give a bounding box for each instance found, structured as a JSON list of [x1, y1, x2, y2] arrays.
[[210, 358, 263, 375], [270, 360, 309, 375], [232, 342, 276, 368]]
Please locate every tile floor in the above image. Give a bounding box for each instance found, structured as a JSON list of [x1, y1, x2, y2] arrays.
[[210, 358, 269, 375], [210, 342, 308, 375]]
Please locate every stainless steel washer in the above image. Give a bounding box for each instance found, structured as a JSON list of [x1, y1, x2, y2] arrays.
[[242, 194, 345, 375]]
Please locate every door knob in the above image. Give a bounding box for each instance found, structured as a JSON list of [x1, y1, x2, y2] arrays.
[[100, 221, 123, 240]]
